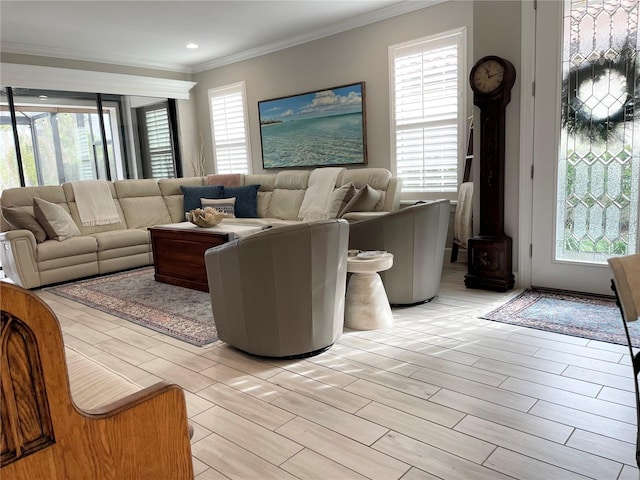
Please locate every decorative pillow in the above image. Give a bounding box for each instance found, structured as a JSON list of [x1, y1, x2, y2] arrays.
[[222, 185, 260, 218], [1, 206, 48, 243], [301, 183, 356, 222], [180, 185, 224, 213], [200, 197, 236, 217], [33, 197, 81, 241], [340, 185, 382, 217], [327, 183, 357, 219]]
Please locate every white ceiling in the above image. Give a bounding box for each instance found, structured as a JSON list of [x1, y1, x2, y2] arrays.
[[1, 0, 440, 74]]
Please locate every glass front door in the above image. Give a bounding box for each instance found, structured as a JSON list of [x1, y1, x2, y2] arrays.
[[532, 0, 640, 294]]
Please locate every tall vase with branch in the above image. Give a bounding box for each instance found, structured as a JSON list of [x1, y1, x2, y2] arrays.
[[190, 140, 206, 178]]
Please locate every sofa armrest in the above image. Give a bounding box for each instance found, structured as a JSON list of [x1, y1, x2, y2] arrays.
[[342, 211, 391, 222], [0, 229, 41, 288]]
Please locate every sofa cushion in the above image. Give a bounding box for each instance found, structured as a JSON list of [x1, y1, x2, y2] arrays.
[[37, 235, 97, 262], [340, 185, 382, 216], [33, 197, 82, 241], [180, 185, 224, 213], [115, 180, 173, 229], [244, 174, 277, 218], [158, 177, 204, 223], [266, 171, 309, 220], [201, 197, 236, 217], [2, 206, 47, 243], [222, 185, 260, 218], [91, 229, 150, 251]]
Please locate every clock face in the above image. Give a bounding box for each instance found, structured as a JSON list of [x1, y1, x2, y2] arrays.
[[473, 59, 505, 94]]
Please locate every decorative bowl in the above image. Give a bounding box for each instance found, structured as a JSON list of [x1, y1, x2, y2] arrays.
[[185, 207, 226, 227]]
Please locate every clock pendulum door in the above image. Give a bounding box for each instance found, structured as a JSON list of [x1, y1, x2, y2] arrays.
[[464, 56, 516, 292]]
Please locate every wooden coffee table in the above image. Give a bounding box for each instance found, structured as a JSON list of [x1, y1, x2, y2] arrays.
[[149, 222, 263, 292]]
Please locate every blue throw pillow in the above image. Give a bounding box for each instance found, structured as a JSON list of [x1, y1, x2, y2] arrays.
[[223, 185, 260, 218], [180, 185, 224, 213]]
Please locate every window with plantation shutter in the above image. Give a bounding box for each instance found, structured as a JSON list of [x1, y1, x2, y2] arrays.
[[208, 82, 251, 174], [390, 29, 466, 194], [138, 102, 177, 179]]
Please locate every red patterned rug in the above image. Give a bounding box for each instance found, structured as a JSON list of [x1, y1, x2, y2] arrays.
[[481, 288, 638, 347], [45, 267, 217, 346]]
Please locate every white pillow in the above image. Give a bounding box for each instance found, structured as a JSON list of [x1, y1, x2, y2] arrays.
[[201, 197, 236, 217]]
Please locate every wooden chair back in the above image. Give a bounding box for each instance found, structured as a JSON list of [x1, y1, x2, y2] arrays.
[[0, 282, 194, 479]]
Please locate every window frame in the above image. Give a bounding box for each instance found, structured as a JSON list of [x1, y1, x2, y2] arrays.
[[207, 81, 252, 174], [389, 27, 467, 201]]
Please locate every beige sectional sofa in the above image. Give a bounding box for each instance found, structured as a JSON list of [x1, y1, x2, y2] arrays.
[[0, 167, 400, 288]]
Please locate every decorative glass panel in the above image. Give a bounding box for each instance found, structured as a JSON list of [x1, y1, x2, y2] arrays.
[[557, 0, 640, 262]]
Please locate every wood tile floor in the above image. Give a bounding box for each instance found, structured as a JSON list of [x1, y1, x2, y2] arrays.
[[37, 262, 640, 480]]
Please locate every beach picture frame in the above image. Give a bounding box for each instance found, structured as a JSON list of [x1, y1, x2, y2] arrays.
[[258, 82, 367, 169]]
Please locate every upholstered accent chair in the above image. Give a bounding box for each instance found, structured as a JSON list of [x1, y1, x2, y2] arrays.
[[205, 219, 349, 358], [348, 199, 450, 305]]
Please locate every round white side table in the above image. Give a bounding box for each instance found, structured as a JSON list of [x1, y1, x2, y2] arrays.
[[345, 252, 394, 330]]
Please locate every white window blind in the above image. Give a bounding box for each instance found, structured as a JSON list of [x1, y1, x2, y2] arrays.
[[391, 30, 464, 193], [144, 106, 175, 178], [208, 82, 251, 174]]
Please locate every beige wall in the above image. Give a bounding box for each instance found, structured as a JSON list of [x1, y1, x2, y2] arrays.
[[192, 1, 474, 179]]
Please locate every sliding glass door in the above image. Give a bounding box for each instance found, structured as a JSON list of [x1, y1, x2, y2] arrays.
[[0, 88, 182, 190]]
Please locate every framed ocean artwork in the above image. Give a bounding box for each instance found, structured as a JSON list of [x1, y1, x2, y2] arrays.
[[258, 82, 367, 169]]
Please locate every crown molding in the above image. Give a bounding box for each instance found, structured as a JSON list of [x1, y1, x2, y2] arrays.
[[191, 0, 445, 73], [0, 41, 192, 74], [1, 63, 197, 99]]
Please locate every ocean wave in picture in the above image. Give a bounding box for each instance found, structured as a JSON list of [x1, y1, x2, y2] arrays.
[[261, 113, 364, 168]]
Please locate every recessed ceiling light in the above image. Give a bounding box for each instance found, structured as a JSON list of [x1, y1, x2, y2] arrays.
[[39, 95, 48, 101], [186, 43, 199, 49]]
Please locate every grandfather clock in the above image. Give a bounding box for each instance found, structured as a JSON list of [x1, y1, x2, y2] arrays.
[[464, 56, 516, 292]]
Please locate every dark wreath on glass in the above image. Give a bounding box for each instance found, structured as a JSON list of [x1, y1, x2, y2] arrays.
[[562, 43, 638, 142]]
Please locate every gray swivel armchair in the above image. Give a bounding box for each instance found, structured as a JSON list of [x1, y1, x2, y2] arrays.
[[205, 219, 349, 358], [348, 199, 450, 305]]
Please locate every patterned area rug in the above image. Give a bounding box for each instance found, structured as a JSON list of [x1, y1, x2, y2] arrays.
[[481, 288, 640, 347], [46, 267, 217, 346]]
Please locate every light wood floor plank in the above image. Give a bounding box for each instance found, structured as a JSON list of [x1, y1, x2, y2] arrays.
[[372, 431, 512, 480], [473, 357, 603, 396], [344, 379, 465, 428], [455, 415, 622, 479], [196, 382, 295, 430], [277, 417, 410, 480], [191, 431, 298, 480], [193, 406, 303, 466], [529, 399, 636, 443], [410, 366, 537, 411], [272, 391, 388, 445], [483, 447, 594, 480], [357, 402, 496, 464], [429, 388, 573, 443], [280, 449, 369, 480], [500, 377, 636, 423], [199, 363, 289, 402], [566, 428, 637, 467]]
